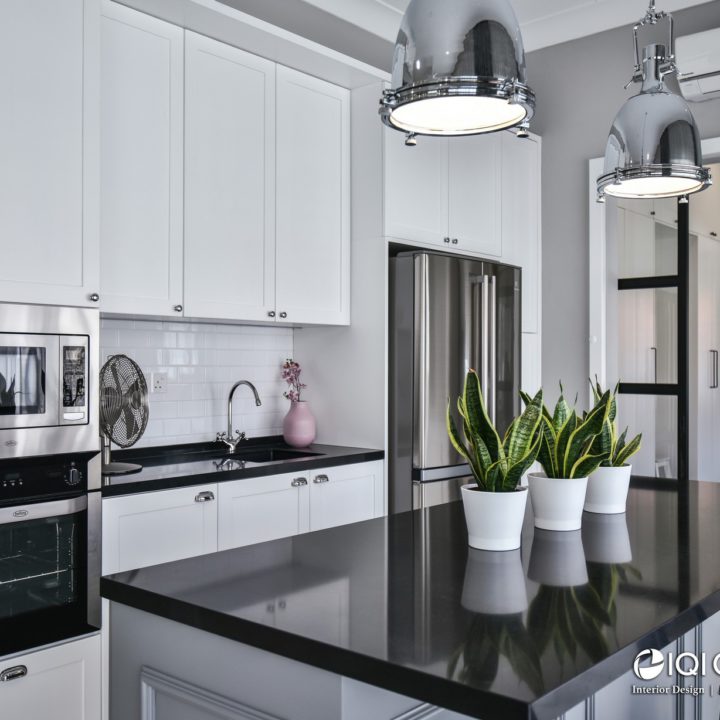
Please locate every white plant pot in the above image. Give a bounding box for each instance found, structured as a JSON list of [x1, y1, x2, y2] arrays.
[[582, 512, 632, 564], [527, 472, 588, 531], [461, 548, 528, 615], [460, 484, 528, 551], [584, 465, 632, 514], [528, 529, 588, 587]]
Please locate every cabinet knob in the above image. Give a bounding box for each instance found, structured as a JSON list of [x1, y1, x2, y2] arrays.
[[268, 311, 276, 318], [313, 474, 329, 484], [174, 304, 183, 313], [712, 232, 718, 238], [451, 238, 458, 245], [89, 293, 100, 303], [443, 237, 450, 244], [0, 666, 27, 682], [291, 477, 308, 487], [279, 312, 288, 319], [194, 491, 215, 503]]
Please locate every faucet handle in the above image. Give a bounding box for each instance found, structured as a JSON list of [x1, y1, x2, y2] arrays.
[[216, 432, 227, 443], [235, 431, 246, 441]]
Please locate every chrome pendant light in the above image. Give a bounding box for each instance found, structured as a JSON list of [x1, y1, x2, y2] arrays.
[[379, 0, 534, 138], [597, 1, 711, 202]]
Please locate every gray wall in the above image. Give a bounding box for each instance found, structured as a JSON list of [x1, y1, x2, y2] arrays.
[[527, 1, 720, 407]]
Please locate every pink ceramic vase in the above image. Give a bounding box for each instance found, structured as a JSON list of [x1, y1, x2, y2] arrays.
[[282, 400, 316, 448]]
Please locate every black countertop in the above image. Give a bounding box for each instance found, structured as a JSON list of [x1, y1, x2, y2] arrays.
[[102, 437, 384, 496], [101, 482, 719, 719]]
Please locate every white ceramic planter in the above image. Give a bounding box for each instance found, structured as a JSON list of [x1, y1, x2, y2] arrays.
[[461, 548, 528, 614], [584, 465, 632, 514], [528, 529, 588, 587], [582, 512, 632, 564], [460, 484, 528, 551], [527, 472, 588, 531]]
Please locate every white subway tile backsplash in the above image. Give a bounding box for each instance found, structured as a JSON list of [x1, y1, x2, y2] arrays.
[[101, 319, 292, 448]]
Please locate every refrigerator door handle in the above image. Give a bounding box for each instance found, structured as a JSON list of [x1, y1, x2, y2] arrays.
[[489, 275, 497, 424], [481, 275, 490, 412]]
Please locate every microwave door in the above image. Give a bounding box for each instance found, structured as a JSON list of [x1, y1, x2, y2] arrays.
[[0, 335, 59, 430]]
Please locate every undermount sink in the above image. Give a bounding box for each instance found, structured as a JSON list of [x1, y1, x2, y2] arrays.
[[209, 447, 324, 466]]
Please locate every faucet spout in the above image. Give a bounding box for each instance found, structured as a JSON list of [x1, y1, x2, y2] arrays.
[[217, 380, 263, 452]]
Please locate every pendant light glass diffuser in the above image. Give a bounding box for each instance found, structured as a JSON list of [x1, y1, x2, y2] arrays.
[[597, 2, 711, 201], [379, 0, 535, 136]]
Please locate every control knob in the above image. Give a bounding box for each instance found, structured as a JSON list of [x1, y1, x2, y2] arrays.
[[66, 464, 82, 486]]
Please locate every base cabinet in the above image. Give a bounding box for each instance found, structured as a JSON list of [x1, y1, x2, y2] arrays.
[[0, 634, 101, 720], [102, 483, 219, 575]]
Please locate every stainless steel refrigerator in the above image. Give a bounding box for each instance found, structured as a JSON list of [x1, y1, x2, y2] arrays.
[[389, 250, 521, 513]]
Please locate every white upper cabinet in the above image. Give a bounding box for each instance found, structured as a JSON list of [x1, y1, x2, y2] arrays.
[[275, 67, 350, 325], [448, 135, 503, 257], [502, 134, 541, 333], [0, 0, 99, 308], [384, 132, 450, 246], [100, 2, 184, 317], [184, 31, 276, 322]]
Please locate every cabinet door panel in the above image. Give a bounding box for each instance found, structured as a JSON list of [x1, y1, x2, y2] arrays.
[[0, 635, 100, 720], [275, 67, 350, 325], [309, 461, 383, 532], [100, 2, 184, 316], [218, 473, 308, 550], [384, 130, 449, 245], [184, 32, 275, 322], [0, 0, 99, 307], [502, 135, 540, 332], [102, 484, 218, 574], [448, 135, 502, 257]]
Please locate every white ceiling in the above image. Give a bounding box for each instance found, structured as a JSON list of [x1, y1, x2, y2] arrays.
[[297, 0, 709, 52]]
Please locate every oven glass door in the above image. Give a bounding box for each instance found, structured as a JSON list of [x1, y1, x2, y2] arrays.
[[0, 334, 59, 430], [0, 496, 94, 656]]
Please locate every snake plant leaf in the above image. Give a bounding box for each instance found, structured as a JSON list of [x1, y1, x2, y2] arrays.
[[614, 427, 628, 457], [614, 433, 642, 467], [570, 450, 611, 479], [447, 403, 473, 464], [552, 393, 572, 433], [464, 370, 504, 462], [567, 590, 610, 663], [562, 391, 611, 477], [556, 591, 577, 661], [573, 585, 612, 627], [506, 390, 543, 463], [485, 459, 506, 493], [536, 417, 557, 478], [555, 410, 577, 476], [503, 433, 542, 491]]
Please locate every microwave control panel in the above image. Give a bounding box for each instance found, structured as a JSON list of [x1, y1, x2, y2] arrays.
[[60, 336, 89, 425]]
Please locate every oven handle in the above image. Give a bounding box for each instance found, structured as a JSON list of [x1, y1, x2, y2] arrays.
[[0, 495, 87, 525]]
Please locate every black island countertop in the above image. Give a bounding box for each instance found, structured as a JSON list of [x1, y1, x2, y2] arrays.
[[102, 437, 384, 496], [101, 481, 720, 719]]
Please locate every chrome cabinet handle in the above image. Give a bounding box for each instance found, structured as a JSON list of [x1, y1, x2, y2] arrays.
[[268, 311, 276, 318], [443, 237, 450, 244], [89, 293, 100, 302], [194, 491, 215, 503], [0, 666, 27, 682], [279, 312, 288, 319], [451, 238, 458, 245], [291, 477, 308, 487], [651, 346, 658, 383], [712, 350, 719, 390], [174, 304, 183, 313], [313, 474, 329, 484]]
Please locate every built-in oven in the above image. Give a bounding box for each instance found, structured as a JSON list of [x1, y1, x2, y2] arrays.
[[0, 303, 99, 459], [0, 453, 100, 658]]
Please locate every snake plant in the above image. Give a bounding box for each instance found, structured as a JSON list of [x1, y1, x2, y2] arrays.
[[520, 384, 612, 479], [588, 379, 642, 468], [447, 370, 543, 492]]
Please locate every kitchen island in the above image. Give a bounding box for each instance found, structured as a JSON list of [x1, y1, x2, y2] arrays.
[[102, 481, 720, 720]]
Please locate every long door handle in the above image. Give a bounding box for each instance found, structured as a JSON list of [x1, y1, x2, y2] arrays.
[[480, 275, 490, 415], [651, 346, 658, 384], [489, 275, 497, 425], [714, 350, 719, 389]]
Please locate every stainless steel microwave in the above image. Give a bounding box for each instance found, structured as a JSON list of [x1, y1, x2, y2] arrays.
[[0, 303, 99, 459]]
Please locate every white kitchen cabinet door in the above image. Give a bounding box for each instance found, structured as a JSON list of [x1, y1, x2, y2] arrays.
[[384, 130, 450, 246], [448, 135, 503, 258], [502, 134, 541, 333], [102, 484, 218, 575], [184, 32, 276, 322], [0, 634, 101, 720], [275, 67, 350, 325], [0, 0, 99, 308], [100, 2, 184, 317], [308, 461, 384, 532], [217, 472, 310, 550]]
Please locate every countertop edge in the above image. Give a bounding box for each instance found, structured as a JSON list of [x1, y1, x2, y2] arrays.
[[100, 577, 528, 720]]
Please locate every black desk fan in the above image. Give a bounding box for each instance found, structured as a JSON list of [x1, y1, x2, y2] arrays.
[[100, 354, 149, 475]]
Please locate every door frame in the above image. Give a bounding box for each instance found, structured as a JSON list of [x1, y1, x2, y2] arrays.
[[588, 136, 720, 394]]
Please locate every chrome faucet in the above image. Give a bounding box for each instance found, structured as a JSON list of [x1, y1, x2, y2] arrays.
[[216, 380, 262, 452]]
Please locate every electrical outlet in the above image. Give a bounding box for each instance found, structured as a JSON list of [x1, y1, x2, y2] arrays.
[[152, 372, 167, 394]]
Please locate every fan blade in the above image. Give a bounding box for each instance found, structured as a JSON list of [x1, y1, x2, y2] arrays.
[[122, 404, 139, 442]]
